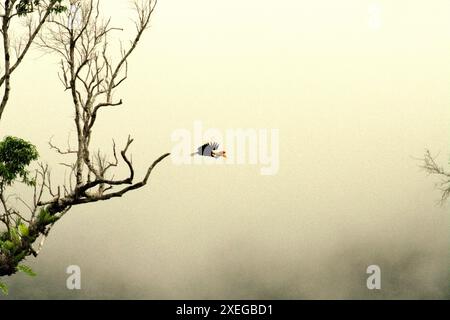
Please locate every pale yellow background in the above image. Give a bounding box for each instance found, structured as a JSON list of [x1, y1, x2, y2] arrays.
[[1, 0, 449, 298]]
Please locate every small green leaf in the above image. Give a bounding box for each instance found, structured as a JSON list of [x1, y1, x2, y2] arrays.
[[3, 240, 14, 250], [18, 223, 29, 237], [9, 228, 20, 245], [37, 208, 58, 224], [17, 264, 36, 277], [0, 282, 8, 295]]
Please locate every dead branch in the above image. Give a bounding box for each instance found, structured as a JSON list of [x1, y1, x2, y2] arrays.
[[421, 149, 450, 205]]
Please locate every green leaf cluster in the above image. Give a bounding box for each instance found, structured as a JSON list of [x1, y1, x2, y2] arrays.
[[0, 136, 38, 187], [0, 281, 8, 295], [37, 208, 58, 225], [18, 223, 29, 237], [0, 228, 22, 256], [16, 264, 36, 277], [0, 239, 14, 252], [0, 265, 35, 296], [15, 0, 67, 17]]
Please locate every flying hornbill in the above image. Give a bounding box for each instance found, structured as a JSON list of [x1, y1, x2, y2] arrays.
[[191, 142, 227, 158]]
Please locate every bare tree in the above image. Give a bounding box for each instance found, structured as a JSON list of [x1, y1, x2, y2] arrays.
[[0, 0, 65, 121], [0, 0, 169, 281], [421, 150, 450, 205]]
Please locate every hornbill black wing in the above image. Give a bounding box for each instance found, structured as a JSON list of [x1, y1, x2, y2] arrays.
[[198, 143, 212, 156]]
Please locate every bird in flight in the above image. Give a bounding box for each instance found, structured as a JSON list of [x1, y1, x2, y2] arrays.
[[191, 142, 227, 158]]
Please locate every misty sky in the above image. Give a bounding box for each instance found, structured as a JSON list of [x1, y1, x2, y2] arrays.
[[1, 0, 449, 299]]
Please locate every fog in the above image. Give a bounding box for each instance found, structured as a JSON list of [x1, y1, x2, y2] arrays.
[[1, 0, 449, 299]]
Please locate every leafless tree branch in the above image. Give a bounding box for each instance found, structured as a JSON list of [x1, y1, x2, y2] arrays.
[[421, 149, 450, 205]]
